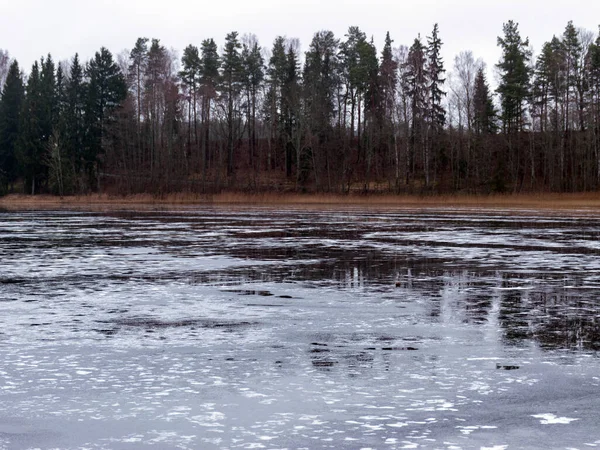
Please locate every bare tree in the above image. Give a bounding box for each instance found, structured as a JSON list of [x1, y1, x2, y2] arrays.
[[0, 49, 11, 88]]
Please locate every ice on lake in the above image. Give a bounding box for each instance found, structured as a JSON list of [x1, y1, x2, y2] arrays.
[[0, 206, 600, 449]]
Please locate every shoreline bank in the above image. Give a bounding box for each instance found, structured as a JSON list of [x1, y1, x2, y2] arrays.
[[2, 192, 600, 210]]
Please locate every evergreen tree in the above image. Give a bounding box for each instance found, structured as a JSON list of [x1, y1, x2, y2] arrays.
[[303, 30, 340, 189], [379, 32, 399, 186], [496, 20, 531, 133], [562, 21, 582, 131], [46, 61, 70, 196], [587, 29, 600, 183], [303, 30, 339, 139], [144, 39, 169, 171], [403, 36, 427, 183], [84, 47, 127, 190], [282, 45, 302, 179], [18, 61, 45, 194], [340, 26, 367, 140], [220, 31, 243, 176], [64, 54, 86, 178], [379, 32, 398, 123], [39, 55, 58, 148], [0, 60, 24, 191], [473, 67, 497, 135], [199, 38, 220, 179], [128, 38, 149, 132], [241, 38, 264, 166], [265, 36, 288, 166], [426, 24, 446, 130], [180, 44, 201, 152]]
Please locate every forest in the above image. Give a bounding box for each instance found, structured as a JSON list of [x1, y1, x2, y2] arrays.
[[1, 20, 600, 196]]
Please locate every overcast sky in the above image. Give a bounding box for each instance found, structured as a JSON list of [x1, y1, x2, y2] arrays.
[[2, 0, 599, 81]]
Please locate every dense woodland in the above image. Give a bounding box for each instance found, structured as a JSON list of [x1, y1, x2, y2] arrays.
[[1, 20, 600, 196]]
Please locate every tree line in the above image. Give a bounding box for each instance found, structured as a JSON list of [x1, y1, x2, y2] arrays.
[[1, 20, 600, 196]]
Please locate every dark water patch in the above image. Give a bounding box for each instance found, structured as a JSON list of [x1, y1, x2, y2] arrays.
[[246, 303, 285, 307], [0, 278, 28, 285], [92, 328, 118, 337], [311, 359, 338, 368], [223, 289, 274, 297], [100, 317, 258, 331], [381, 346, 419, 351], [497, 364, 520, 370], [309, 348, 330, 354]]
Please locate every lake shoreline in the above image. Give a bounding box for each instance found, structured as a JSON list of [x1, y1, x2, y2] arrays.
[[2, 191, 600, 210]]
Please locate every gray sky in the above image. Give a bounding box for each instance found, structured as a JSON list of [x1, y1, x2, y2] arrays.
[[2, 0, 599, 79]]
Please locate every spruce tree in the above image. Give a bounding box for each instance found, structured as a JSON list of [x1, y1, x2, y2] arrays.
[[18, 61, 45, 194], [64, 54, 86, 179], [84, 47, 127, 190], [303, 30, 340, 189], [303, 30, 339, 140], [426, 24, 447, 131], [379, 32, 398, 122], [379, 32, 399, 186], [496, 20, 531, 134], [0, 60, 24, 191], [403, 36, 427, 183], [473, 67, 497, 135]]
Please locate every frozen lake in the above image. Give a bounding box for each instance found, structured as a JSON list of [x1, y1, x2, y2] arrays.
[[1, 206, 600, 449]]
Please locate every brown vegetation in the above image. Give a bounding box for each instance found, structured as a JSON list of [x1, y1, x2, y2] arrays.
[[2, 192, 600, 211]]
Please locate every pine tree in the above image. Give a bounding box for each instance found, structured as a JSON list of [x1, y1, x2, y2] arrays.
[[180, 44, 201, 154], [586, 29, 600, 183], [200, 38, 219, 180], [220, 31, 243, 176], [241, 38, 264, 166], [341, 26, 367, 140], [562, 21, 582, 131], [144, 39, 169, 172], [264, 36, 288, 169], [282, 45, 301, 179], [128, 38, 149, 133], [0, 60, 24, 191]]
